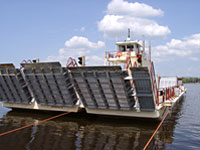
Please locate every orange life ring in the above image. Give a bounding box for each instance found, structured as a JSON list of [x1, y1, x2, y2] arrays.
[[116, 51, 122, 57]]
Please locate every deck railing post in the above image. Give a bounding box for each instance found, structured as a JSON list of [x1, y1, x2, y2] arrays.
[[157, 88, 159, 106], [162, 89, 165, 103], [166, 88, 168, 100]]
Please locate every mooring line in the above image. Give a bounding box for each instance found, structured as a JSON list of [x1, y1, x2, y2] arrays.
[[0, 111, 71, 137], [143, 108, 170, 150]]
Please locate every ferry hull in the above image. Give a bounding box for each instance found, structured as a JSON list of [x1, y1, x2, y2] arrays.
[[2, 101, 79, 112], [86, 89, 186, 120], [2, 89, 186, 120], [0, 62, 186, 120]]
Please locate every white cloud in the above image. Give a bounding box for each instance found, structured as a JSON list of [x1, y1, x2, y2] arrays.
[[98, 0, 170, 39], [86, 55, 105, 66], [152, 33, 200, 62], [189, 57, 199, 61], [107, 0, 163, 17], [65, 36, 104, 49], [98, 15, 170, 39], [47, 36, 105, 66], [80, 27, 85, 31]]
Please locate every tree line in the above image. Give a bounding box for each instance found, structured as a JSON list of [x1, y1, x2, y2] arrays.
[[182, 77, 200, 83]]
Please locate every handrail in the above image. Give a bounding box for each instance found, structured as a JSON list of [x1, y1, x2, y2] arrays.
[[105, 51, 132, 59], [150, 64, 179, 105], [150, 62, 159, 106], [126, 51, 132, 69], [133, 61, 137, 67], [105, 50, 118, 53], [162, 86, 176, 102], [66, 57, 78, 68], [21, 59, 33, 64], [27, 59, 33, 63], [20, 59, 33, 70]]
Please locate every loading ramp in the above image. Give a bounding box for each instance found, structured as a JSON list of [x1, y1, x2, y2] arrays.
[[0, 64, 32, 103], [69, 66, 135, 110], [21, 62, 78, 106], [130, 67, 156, 111], [0, 62, 156, 115]]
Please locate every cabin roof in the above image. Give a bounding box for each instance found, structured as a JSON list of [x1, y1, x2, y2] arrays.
[[116, 40, 142, 47]]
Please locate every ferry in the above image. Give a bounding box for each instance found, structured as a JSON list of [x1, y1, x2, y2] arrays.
[[0, 31, 186, 120]]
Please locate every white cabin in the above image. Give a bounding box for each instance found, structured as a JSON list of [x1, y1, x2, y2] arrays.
[[105, 40, 151, 70]]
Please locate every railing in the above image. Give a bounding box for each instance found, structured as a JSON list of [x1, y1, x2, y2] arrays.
[[161, 86, 176, 102], [20, 59, 33, 70], [105, 51, 137, 69], [150, 62, 180, 106], [21, 59, 33, 64], [105, 51, 117, 59], [126, 51, 132, 69], [150, 62, 159, 106], [66, 57, 78, 67], [105, 51, 132, 59]]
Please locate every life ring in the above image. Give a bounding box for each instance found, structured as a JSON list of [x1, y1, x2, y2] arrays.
[[116, 51, 122, 57]]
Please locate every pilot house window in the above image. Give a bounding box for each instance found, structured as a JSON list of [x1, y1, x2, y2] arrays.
[[119, 45, 126, 51], [127, 45, 134, 51]]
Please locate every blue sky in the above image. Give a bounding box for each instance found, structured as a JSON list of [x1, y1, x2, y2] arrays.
[[0, 0, 200, 77]]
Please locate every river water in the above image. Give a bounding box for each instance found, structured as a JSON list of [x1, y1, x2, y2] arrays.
[[0, 83, 199, 150]]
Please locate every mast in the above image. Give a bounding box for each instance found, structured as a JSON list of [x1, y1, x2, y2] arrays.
[[148, 40, 151, 61], [142, 35, 145, 53], [127, 28, 131, 41]]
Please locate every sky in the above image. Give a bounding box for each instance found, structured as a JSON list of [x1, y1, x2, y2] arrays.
[[0, 0, 200, 77]]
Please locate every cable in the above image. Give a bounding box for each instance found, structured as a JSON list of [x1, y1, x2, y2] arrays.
[[143, 108, 170, 150], [0, 111, 71, 137]]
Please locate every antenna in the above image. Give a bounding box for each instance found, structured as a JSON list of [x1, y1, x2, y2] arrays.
[[127, 28, 131, 41], [142, 35, 145, 53], [128, 28, 130, 38], [149, 40, 151, 61]]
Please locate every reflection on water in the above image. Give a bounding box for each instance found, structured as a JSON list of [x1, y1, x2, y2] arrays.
[[0, 102, 11, 119], [0, 84, 199, 150], [0, 111, 156, 150], [0, 106, 182, 150]]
